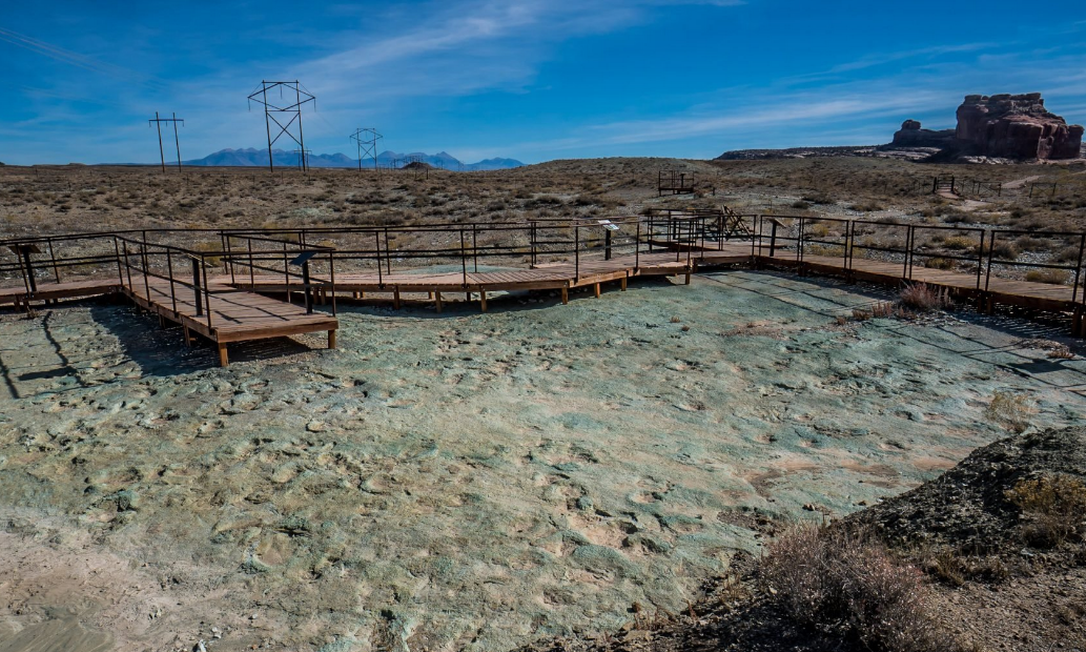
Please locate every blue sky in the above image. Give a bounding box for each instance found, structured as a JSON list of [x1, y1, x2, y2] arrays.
[[1, 1, 1085, 165]]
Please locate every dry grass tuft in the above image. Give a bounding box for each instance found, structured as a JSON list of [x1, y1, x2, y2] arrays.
[[1024, 268, 1070, 285], [762, 525, 947, 652], [1006, 474, 1086, 548], [899, 283, 952, 312]]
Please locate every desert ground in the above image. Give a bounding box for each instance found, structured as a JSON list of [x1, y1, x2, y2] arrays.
[[1, 157, 1085, 652]]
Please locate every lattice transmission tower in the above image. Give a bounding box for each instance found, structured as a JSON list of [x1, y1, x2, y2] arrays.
[[349, 128, 382, 173], [247, 81, 315, 172]]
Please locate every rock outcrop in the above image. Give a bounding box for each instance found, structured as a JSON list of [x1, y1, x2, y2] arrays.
[[955, 93, 1083, 160], [887, 120, 956, 148]]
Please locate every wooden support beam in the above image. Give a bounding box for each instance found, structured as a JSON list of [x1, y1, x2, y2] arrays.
[[217, 343, 229, 367], [593, 283, 601, 298], [685, 272, 692, 285], [435, 291, 442, 313], [328, 329, 337, 349], [182, 324, 192, 347], [561, 287, 568, 305], [480, 290, 487, 313], [621, 276, 627, 291], [393, 288, 401, 310]]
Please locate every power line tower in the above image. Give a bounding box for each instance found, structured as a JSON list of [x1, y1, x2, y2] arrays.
[[247, 80, 315, 173], [148, 112, 184, 173], [349, 128, 382, 173], [292, 148, 313, 171]]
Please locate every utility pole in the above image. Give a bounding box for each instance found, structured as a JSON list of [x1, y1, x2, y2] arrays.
[[292, 148, 313, 172], [247, 81, 315, 173], [148, 112, 184, 173], [349, 128, 382, 173]]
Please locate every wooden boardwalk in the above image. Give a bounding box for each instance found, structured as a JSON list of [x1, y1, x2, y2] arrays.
[[223, 251, 711, 312], [4, 223, 1086, 370], [121, 275, 338, 366], [695, 243, 1085, 333]]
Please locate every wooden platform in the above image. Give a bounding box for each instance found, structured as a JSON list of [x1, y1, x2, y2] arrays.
[[0, 279, 119, 308], [222, 251, 696, 312], [120, 275, 338, 366], [693, 242, 1085, 332]]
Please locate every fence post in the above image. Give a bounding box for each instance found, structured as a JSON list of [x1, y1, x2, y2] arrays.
[[302, 259, 313, 314], [192, 256, 203, 316], [635, 220, 641, 269], [202, 258, 213, 329], [903, 226, 913, 279], [530, 221, 537, 267], [976, 231, 985, 290], [166, 250, 177, 314], [985, 232, 996, 292], [574, 224, 580, 280], [48, 238, 60, 283], [472, 223, 479, 273], [375, 231, 384, 288], [1073, 234, 1085, 305], [460, 228, 467, 287], [843, 220, 851, 272], [605, 229, 612, 261], [283, 242, 291, 304]]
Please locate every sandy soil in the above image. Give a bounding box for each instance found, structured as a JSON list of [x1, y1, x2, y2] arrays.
[[2, 269, 1084, 651]]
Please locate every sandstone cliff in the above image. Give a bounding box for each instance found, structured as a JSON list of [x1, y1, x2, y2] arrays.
[[955, 93, 1083, 160]]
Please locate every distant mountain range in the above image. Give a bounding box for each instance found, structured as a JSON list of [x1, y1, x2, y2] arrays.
[[182, 148, 523, 171]]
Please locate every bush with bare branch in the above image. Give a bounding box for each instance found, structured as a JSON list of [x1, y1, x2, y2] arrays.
[[761, 525, 947, 652]]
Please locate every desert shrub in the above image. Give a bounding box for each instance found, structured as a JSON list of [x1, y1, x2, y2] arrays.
[[899, 283, 952, 312], [989, 241, 1019, 261], [923, 257, 956, 270], [1024, 268, 1070, 285], [849, 201, 884, 212], [1006, 474, 1086, 547], [791, 200, 810, 210], [985, 390, 1035, 434], [762, 525, 944, 652], [852, 308, 872, 321], [871, 301, 895, 318], [805, 221, 830, 237], [1053, 246, 1083, 263], [942, 235, 975, 251], [801, 192, 834, 205]]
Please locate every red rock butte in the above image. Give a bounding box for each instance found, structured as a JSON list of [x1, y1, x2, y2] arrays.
[[956, 92, 1084, 160]]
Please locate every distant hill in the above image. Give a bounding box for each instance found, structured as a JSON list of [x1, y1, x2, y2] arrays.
[[183, 148, 523, 171]]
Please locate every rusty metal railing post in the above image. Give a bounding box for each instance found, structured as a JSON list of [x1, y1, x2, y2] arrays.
[[248, 238, 255, 286], [123, 242, 133, 290], [141, 245, 151, 300], [48, 237, 60, 283], [903, 226, 912, 279], [384, 227, 391, 275], [460, 228, 468, 287], [375, 231, 384, 288], [166, 250, 177, 315], [202, 256, 213, 329], [472, 223, 479, 273], [282, 241, 292, 304], [843, 220, 851, 272], [113, 237, 123, 286], [985, 232, 996, 292], [976, 231, 985, 290], [1073, 234, 1085, 305], [796, 217, 805, 263], [191, 256, 203, 316], [635, 220, 641, 269], [574, 223, 580, 281], [329, 251, 337, 316]]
